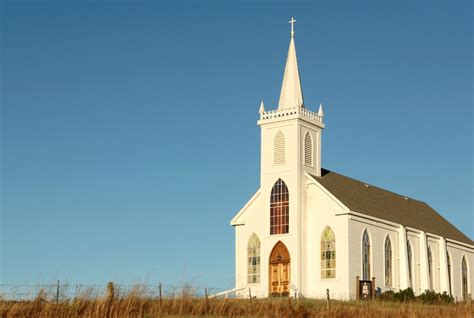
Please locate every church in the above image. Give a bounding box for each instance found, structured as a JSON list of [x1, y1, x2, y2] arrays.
[[230, 19, 473, 300]]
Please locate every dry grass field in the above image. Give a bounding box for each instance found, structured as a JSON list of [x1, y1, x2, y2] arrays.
[[0, 287, 472, 318]]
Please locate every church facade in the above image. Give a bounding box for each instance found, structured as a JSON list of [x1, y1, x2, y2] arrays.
[[230, 19, 473, 300]]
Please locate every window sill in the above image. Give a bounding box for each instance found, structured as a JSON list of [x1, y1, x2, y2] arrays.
[[267, 233, 292, 238]]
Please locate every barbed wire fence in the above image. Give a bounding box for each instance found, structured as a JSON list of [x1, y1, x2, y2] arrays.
[[0, 282, 367, 304], [0, 282, 227, 302]]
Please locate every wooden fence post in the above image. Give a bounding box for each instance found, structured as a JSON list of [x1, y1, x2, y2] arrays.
[[56, 280, 59, 304], [159, 282, 162, 307], [356, 276, 360, 300], [248, 287, 252, 304], [204, 286, 209, 314], [107, 282, 115, 300], [371, 277, 376, 300], [326, 289, 330, 309]]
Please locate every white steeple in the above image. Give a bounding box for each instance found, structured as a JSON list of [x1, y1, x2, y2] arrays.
[[278, 17, 304, 110]]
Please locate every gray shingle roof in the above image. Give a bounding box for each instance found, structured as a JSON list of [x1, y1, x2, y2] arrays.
[[311, 169, 472, 245]]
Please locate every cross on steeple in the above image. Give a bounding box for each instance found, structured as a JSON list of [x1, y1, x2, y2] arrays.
[[289, 17, 296, 37]]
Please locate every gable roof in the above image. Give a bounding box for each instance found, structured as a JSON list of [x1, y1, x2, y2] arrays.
[[311, 169, 472, 245]]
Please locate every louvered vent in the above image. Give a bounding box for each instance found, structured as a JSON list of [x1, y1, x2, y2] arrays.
[[304, 132, 313, 166], [273, 131, 285, 165]]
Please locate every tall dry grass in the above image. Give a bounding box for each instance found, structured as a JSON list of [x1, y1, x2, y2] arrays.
[[0, 285, 472, 318]]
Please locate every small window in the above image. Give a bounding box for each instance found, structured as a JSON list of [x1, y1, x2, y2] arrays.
[[407, 242, 413, 288], [428, 247, 433, 290], [462, 256, 468, 300], [247, 233, 261, 284], [273, 131, 285, 165], [362, 230, 371, 280], [447, 253, 452, 296], [304, 132, 313, 166], [384, 237, 392, 287], [321, 226, 336, 279]]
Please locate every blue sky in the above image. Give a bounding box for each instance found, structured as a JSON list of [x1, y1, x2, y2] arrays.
[[1, 1, 472, 290]]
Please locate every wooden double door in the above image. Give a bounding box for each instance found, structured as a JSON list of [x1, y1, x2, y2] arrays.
[[269, 241, 291, 297]]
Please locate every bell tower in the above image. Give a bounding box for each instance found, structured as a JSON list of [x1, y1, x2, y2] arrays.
[[258, 18, 324, 181], [256, 18, 325, 294]]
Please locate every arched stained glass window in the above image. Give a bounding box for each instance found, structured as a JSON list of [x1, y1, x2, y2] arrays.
[[304, 132, 313, 166], [273, 131, 286, 165], [270, 179, 289, 235], [320, 226, 336, 279], [428, 246, 433, 290], [384, 236, 392, 287], [462, 256, 468, 300], [407, 242, 413, 288], [447, 252, 452, 296], [362, 230, 371, 280], [247, 233, 260, 284]]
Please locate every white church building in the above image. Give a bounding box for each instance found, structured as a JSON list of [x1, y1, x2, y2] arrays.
[[230, 19, 473, 300]]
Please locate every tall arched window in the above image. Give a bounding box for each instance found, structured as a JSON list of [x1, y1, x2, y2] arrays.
[[270, 178, 289, 235], [428, 246, 433, 290], [462, 256, 468, 300], [304, 132, 313, 166], [273, 131, 286, 165], [247, 233, 261, 284], [384, 236, 392, 287], [362, 230, 371, 280], [447, 252, 452, 296], [407, 241, 413, 288], [321, 226, 336, 279]]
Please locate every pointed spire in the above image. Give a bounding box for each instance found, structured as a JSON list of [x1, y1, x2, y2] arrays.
[[259, 100, 265, 114], [318, 104, 324, 117], [278, 18, 304, 110]]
